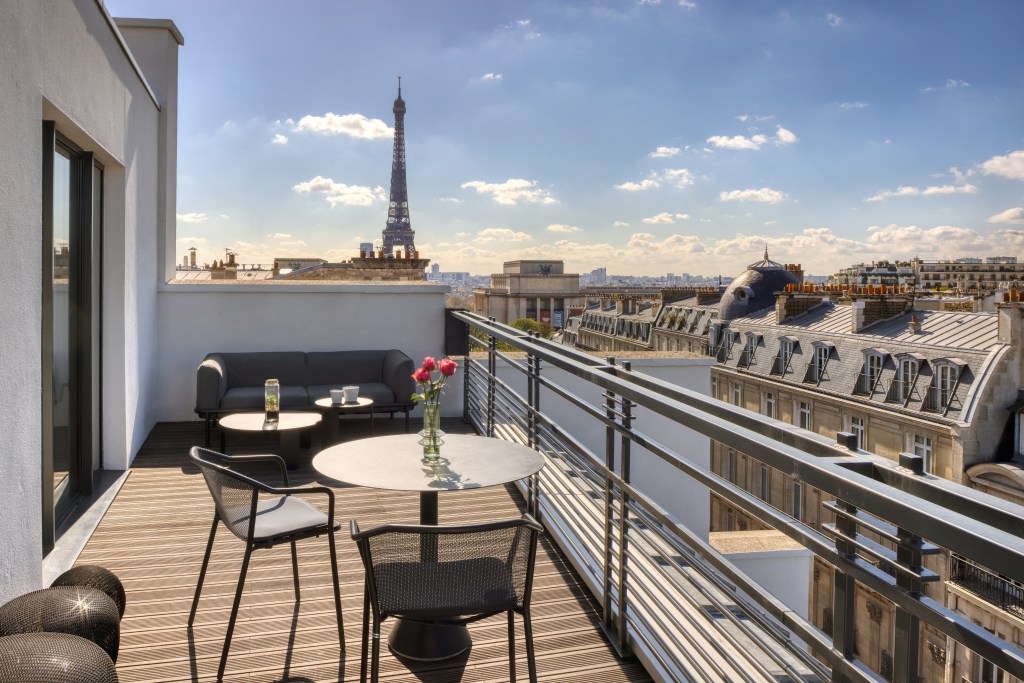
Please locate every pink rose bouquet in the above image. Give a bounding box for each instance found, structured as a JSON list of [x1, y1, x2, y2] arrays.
[[411, 356, 458, 405]]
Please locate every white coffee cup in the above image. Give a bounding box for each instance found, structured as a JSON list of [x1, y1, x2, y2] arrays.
[[330, 388, 344, 404], [343, 385, 359, 403]]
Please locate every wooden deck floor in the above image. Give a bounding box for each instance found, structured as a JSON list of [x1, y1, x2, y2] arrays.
[[76, 418, 652, 682]]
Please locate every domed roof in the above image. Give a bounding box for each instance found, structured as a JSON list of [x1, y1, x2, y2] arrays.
[[719, 253, 800, 321]]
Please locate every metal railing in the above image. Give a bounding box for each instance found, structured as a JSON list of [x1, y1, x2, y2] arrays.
[[454, 311, 1024, 683], [950, 554, 1024, 618]]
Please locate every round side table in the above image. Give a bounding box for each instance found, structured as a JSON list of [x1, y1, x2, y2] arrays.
[[314, 397, 375, 445], [218, 411, 321, 469]]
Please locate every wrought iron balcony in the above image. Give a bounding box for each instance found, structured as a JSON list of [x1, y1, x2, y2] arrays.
[[950, 553, 1024, 619]]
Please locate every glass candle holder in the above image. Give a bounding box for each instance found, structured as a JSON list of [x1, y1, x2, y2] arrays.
[[264, 379, 280, 423]]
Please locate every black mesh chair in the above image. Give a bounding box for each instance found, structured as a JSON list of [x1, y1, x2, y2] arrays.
[[188, 446, 345, 681], [0, 632, 119, 683], [350, 514, 543, 683], [0, 586, 120, 663]]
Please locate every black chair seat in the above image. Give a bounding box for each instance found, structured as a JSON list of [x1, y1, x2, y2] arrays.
[[227, 495, 337, 544], [377, 557, 517, 619]]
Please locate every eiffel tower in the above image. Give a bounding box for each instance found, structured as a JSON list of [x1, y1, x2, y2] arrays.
[[381, 78, 416, 256]]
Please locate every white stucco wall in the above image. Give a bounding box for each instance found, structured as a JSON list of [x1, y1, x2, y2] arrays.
[[0, 0, 176, 600], [725, 548, 813, 620], [154, 284, 451, 423], [493, 356, 714, 537]]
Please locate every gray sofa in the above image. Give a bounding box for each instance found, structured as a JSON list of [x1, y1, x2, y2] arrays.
[[195, 350, 416, 441]]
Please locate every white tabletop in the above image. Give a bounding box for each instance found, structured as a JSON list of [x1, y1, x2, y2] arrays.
[[314, 397, 374, 410], [219, 411, 321, 432], [312, 434, 544, 492]]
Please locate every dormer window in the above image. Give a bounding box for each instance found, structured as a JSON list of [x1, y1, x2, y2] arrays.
[[771, 337, 797, 376], [803, 342, 834, 385], [857, 350, 886, 395], [740, 333, 761, 368], [889, 355, 921, 404], [929, 361, 962, 413]]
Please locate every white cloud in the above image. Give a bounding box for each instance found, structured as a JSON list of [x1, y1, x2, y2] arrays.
[[825, 12, 842, 26], [613, 221, 630, 228], [268, 233, 291, 239], [293, 113, 393, 139], [642, 212, 678, 224], [271, 133, 288, 145], [481, 73, 503, 81], [176, 236, 207, 244], [707, 133, 768, 150], [719, 188, 786, 203], [981, 150, 1024, 180], [475, 228, 533, 243], [219, 214, 231, 220], [649, 146, 681, 158], [775, 127, 798, 145], [279, 240, 307, 247], [547, 224, 582, 233], [679, 0, 697, 8], [865, 184, 978, 202], [461, 178, 557, 205], [922, 79, 971, 93], [989, 207, 1024, 225], [293, 176, 386, 207], [663, 168, 695, 187], [176, 212, 208, 223], [615, 178, 660, 192], [839, 101, 870, 110], [439, 197, 464, 204]]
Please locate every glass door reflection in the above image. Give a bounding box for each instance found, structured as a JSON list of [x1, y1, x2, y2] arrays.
[[51, 146, 75, 516]]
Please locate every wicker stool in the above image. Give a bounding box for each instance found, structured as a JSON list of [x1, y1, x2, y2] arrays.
[[51, 565, 126, 618], [0, 632, 118, 682], [0, 586, 120, 663]]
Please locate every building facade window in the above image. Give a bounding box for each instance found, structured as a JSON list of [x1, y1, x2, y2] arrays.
[[862, 352, 883, 393], [710, 376, 719, 400], [726, 449, 736, 482], [792, 481, 803, 519], [912, 434, 934, 474], [798, 401, 811, 430], [759, 465, 769, 502], [731, 382, 742, 406], [780, 339, 794, 372], [764, 391, 776, 419], [850, 416, 865, 450]]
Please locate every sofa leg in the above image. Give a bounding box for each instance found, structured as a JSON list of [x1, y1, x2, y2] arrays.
[[404, 410, 410, 433]]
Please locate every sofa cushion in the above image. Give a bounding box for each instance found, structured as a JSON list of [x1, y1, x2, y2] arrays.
[[308, 382, 396, 405], [221, 385, 309, 411], [223, 352, 307, 388], [306, 351, 385, 386]]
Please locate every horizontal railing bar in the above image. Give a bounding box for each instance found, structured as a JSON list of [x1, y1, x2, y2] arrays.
[[461, 311, 1024, 541], [822, 501, 941, 554], [822, 525, 940, 583]]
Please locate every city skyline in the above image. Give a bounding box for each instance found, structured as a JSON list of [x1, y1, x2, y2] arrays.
[[107, 0, 1024, 276]]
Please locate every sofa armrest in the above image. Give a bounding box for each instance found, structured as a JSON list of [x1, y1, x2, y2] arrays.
[[196, 353, 228, 414], [381, 349, 416, 404]]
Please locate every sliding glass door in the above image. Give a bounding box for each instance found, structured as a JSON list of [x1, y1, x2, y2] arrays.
[[42, 122, 102, 552]]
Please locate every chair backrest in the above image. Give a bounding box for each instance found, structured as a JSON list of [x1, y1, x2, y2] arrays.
[[189, 447, 262, 542], [352, 516, 543, 620]]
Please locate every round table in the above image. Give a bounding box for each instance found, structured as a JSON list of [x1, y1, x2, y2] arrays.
[[313, 397, 375, 445], [218, 411, 321, 469], [312, 433, 544, 661]]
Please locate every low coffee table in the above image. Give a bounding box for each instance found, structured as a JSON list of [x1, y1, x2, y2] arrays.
[[218, 412, 321, 469], [314, 397, 375, 445]]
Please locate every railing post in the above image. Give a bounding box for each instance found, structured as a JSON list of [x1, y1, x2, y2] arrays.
[[616, 361, 633, 655], [462, 316, 470, 423], [892, 526, 923, 683], [487, 317, 497, 437], [527, 332, 542, 518], [601, 357, 617, 636], [832, 499, 858, 683]]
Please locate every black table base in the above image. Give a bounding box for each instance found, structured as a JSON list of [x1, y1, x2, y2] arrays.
[[388, 619, 471, 662]]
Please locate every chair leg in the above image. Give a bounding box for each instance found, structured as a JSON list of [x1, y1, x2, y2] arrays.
[[404, 410, 410, 433], [218, 544, 254, 682], [360, 583, 370, 683], [290, 541, 301, 601], [327, 530, 345, 651], [370, 617, 381, 683], [508, 610, 517, 682], [523, 608, 538, 683], [188, 516, 219, 626]]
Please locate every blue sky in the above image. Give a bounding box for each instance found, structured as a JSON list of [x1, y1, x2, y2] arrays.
[[107, 0, 1024, 277]]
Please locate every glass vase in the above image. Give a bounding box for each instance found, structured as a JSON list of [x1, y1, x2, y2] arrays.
[[264, 379, 280, 424], [418, 402, 445, 461]]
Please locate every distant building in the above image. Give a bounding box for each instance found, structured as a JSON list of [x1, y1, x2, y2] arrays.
[[914, 256, 1024, 291], [473, 260, 585, 328], [828, 260, 916, 288]]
